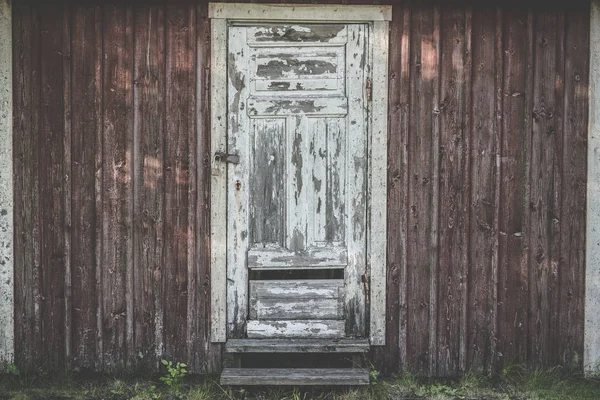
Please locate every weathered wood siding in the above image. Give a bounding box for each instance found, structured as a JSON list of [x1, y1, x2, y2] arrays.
[[13, 1, 589, 376]]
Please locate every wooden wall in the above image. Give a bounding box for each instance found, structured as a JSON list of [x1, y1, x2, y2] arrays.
[[12, 0, 590, 376]]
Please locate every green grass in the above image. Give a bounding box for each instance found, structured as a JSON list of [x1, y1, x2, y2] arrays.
[[1, 366, 600, 400]]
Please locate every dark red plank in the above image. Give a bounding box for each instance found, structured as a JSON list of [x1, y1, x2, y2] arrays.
[[528, 11, 561, 367], [101, 4, 134, 370], [468, 9, 500, 373], [39, 5, 67, 371], [406, 6, 438, 374], [437, 6, 469, 377], [70, 5, 102, 369], [163, 3, 196, 363], [496, 9, 531, 371], [13, 5, 43, 370], [132, 4, 166, 369], [559, 9, 589, 368]]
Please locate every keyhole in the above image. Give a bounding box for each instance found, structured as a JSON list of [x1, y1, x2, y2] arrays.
[[235, 180, 241, 191]]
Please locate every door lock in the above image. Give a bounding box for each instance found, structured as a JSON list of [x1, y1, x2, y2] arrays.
[[214, 151, 240, 164]]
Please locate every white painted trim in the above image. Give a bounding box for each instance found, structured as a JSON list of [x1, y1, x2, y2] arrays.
[[208, 3, 391, 22], [0, 0, 14, 365], [209, 3, 390, 345], [210, 17, 228, 343], [586, 0, 600, 375], [368, 20, 388, 346]]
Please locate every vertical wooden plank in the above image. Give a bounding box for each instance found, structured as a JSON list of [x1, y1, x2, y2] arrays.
[[13, 5, 42, 370], [428, 8, 441, 375], [210, 16, 227, 344], [194, 1, 222, 372], [250, 119, 285, 246], [93, 5, 104, 371], [459, 8, 472, 373], [0, 0, 14, 366], [491, 7, 504, 374], [62, 5, 72, 368], [468, 9, 499, 372], [560, 9, 589, 368], [406, 6, 437, 374], [326, 119, 345, 243], [286, 114, 309, 253], [39, 5, 67, 370], [496, 9, 530, 371], [164, 3, 195, 361], [346, 23, 368, 338], [226, 25, 249, 338], [398, 4, 411, 372], [71, 4, 102, 370], [528, 11, 560, 367], [102, 4, 133, 370], [370, 19, 390, 346], [132, 4, 165, 368], [437, 6, 468, 377]]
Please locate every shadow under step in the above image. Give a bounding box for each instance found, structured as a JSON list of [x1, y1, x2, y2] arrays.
[[225, 338, 370, 353], [220, 368, 370, 386]]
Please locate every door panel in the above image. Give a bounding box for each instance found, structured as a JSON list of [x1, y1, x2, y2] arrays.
[[227, 23, 369, 339]]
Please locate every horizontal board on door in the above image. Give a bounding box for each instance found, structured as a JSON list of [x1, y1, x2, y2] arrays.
[[247, 320, 345, 338], [248, 246, 347, 269], [245, 25, 348, 45], [247, 96, 347, 117], [250, 298, 343, 320], [249, 279, 345, 320]]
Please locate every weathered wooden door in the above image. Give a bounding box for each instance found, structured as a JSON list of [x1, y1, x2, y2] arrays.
[[226, 23, 370, 340]]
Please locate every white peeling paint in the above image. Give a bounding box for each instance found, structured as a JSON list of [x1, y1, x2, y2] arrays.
[[586, 0, 600, 376], [0, 0, 14, 367]]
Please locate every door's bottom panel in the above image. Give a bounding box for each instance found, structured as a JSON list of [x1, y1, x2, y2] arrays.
[[249, 279, 345, 320]]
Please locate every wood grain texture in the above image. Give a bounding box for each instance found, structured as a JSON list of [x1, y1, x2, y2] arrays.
[[39, 5, 67, 370], [101, 4, 133, 370], [497, 10, 530, 371], [163, 3, 196, 362], [529, 11, 561, 367], [225, 338, 370, 353], [70, 5, 102, 369], [220, 368, 369, 386], [437, 6, 469, 377], [559, 9, 588, 369], [406, 6, 438, 374], [132, 4, 165, 367], [468, 9, 499, 373], [13, 6, 43, 370], [247, 320, 345, 339]]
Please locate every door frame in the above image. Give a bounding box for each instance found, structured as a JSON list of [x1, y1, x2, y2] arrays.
[[208, 2, 391, 345]]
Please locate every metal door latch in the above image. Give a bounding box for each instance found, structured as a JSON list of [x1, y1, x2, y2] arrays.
[[214, 151, 240, 164]]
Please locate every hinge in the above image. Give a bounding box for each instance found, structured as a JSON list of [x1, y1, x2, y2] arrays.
[[366, 78, 372, 102]]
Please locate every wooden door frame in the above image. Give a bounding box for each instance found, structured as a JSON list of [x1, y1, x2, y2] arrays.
[[0, 0, 13, 366], [208, 3, 391, 345]]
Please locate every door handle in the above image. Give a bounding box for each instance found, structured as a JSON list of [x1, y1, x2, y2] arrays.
[[214, 151, 240, 164]]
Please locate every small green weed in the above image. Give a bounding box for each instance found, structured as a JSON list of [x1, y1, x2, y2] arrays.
[[160, 359, 188, 388], [7, 363, 20, 376]]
